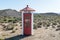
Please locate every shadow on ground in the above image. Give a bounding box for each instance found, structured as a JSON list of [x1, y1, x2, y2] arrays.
[[5, 34, 30, 40]]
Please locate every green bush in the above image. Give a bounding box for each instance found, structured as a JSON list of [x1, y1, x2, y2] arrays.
[[0, 16, 21, 23]]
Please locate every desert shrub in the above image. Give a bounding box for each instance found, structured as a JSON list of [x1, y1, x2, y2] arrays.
[[46, 24, 50, 27], [2, 25, 6, 28], [44, 23, 50, 29], [2, 24, 8, 30], [3, 19, 7, 21], [20, 24, 22, 26], [57, 25, 60, 30], [37, 22, 42, 25], [3, 24, 14, 31], [52, 25, 55, 28], [0, 16, 21, 23], [52, 22, 57, 25], [37, 25, 41, 28], [33, 24, 37, 29], [34, 14, 60, 30], [42, 22, 48, 27], [37, 22, 42, 28], [8, 20, 13, 22], [57, 25, 60, 28], [56, 28, 60, 31], [7, 26, 14, 30], [56, 25, 60, 31], [15, 28, 18, 30], [45, 27, 48, 29], [49, 34, 55, 37], [12, 21, 16, 23], [11, 30, 15, 33], [19, 21, 22, 23], [14, 24, 18, 26], [16, 17, 22, 21], [46, 23, 50, 27], [58, 21, 60, 24]]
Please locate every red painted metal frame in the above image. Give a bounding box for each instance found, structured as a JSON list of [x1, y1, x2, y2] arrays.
[[23, 13, 31, 35]]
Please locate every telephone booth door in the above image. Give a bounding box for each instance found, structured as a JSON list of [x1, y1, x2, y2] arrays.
[[23, 13, 31, 35]]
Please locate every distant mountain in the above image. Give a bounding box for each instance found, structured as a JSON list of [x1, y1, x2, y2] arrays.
[[0, 9, 21, 18], [0, 9, 59, 18], [40, 13, 58, 16], [34, 12, 59, 16]]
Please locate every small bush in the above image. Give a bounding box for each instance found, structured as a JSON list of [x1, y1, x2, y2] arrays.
[[46, 24, 50, 27], [15, 28, 18, 30], [57, 25, 60, 28], [11, 30, 15, 33], [7, 26, 14, 30], [37, 25, 41, 28], [52, 25, 55, 28], [8, 20, 13, 22], [45, 27, 48, 29], [56, 28, 60, 31], [37, 22, 42, 25], [33, 24, 37, 29], [4, 24, 14, 31], [52, 22, 57, 25]]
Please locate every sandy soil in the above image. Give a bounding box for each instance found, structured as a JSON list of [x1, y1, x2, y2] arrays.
[[21, 27, 60, 40], [0, 25, 60, 40]]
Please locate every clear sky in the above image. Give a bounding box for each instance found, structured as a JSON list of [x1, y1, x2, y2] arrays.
[[0, 0, 60, 13]]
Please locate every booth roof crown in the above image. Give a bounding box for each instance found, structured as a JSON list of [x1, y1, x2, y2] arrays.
[[20, 5, 35, 12]]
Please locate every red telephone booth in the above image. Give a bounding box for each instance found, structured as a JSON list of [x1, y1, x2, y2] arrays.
[[20, 5, 35, 35]]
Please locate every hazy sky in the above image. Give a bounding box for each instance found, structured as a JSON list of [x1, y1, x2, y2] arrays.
[[0, 0, 60, 13]]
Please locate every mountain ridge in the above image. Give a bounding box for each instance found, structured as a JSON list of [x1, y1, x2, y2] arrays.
[[0, 9, 60, 18], [0, 9, 21, 18], [34, 12, 59, 16]]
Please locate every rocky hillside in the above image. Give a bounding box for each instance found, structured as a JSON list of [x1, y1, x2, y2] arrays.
[[0, 9, 21, 18]]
